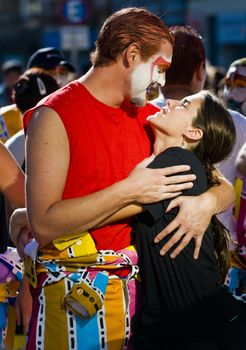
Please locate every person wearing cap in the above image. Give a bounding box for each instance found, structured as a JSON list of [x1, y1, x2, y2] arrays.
[[0, 60, 23, 107], [0, 48, 73, 144], [27, 47, 76, 87], [6, 68, 59, 168], [0, 60, 23, 143]]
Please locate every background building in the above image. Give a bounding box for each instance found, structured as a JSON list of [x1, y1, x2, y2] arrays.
[[0, 0, 245, 77]]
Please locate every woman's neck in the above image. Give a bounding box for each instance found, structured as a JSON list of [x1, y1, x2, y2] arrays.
[[152, 133, 183, 156]]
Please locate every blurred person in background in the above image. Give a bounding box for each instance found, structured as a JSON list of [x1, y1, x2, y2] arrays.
[[0, 141, 25, 349], [153, 25, 246, 295], [6, 68, 59, 168], [0, 70, 59, 344], [0, 47, 75, 145], [0, 59, 23, 107], [224, 58, 246, 116], [205, 61, 226, 97], [236, 143, 246, 177], [26, 47, 76, 87], [0, 60, 24, 143], [233, 142, 246, 294], [153, 25, 206, 107], [223, 58, 246, 295]]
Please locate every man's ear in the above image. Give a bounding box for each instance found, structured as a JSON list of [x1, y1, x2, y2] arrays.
[[123, 43, 141, 68], [183, 127, 203, 141]]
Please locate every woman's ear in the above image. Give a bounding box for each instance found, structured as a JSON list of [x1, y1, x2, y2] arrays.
[[183, 127, 203, 141], [123, 43, 141, 68]]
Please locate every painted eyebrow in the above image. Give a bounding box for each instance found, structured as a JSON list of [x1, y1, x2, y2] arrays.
[[152, 57, 171, 67]]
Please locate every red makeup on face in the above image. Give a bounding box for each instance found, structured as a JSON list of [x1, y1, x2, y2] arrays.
[[151, 56, 171, 77]]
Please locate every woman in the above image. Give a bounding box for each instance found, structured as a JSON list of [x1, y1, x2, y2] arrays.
[[98, 90, 246, 349]]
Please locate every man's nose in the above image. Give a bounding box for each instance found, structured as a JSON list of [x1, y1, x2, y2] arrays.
[[156, 73, 166, 87]]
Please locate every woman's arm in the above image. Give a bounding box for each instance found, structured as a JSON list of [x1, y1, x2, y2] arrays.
[[25, 107, 196, 246], [0, 142, 25, 208]]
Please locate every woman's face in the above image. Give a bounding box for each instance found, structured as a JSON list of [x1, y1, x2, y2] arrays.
[[147, 92, 204, 137]]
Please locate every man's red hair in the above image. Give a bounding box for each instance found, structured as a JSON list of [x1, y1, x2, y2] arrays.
[[90, 7, 174, 67]]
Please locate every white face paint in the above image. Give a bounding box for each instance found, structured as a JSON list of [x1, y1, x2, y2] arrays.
[[129, 41, 172, 107], [224, 66, 246, 104], [130, 61, 154, 107]]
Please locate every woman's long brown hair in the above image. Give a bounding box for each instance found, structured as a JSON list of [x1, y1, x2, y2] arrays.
[[192, 92, 236, 281]]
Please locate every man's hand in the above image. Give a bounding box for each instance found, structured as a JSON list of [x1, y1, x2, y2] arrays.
[[154, 194, 215, 259], [126, 155, 196, 204]]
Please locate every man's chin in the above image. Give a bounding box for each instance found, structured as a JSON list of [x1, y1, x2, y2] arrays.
[[130, 97, 147, 107]]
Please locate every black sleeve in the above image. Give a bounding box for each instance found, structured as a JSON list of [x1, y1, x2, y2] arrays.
[[143, 148, 207, 223]]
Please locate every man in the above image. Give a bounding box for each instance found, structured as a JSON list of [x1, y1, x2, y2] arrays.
[[27, 47, 76, 87], [15, 9, 233, 349], [154, 25, 206, 106], [224, 57, 246, 116]]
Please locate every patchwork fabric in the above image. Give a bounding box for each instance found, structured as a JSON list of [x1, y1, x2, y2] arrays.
[[25, 232, 142, 350], [0, 247, 23, 348]]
